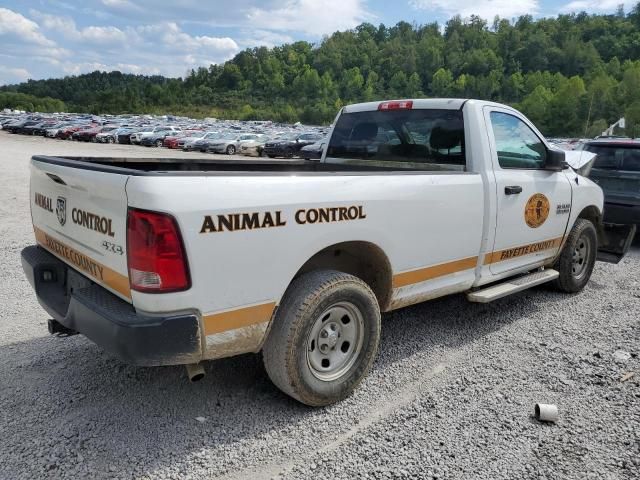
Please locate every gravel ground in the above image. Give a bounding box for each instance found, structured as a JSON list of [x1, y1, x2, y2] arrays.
[[0, 132, 638, 480]]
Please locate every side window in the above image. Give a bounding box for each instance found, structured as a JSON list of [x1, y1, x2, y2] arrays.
[[490, 112, 547, 169], [586, 146, 620, 169], [622, 148, 640, 172]]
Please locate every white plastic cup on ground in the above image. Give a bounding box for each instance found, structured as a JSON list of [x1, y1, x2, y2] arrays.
[[535, 403, 558, 423]]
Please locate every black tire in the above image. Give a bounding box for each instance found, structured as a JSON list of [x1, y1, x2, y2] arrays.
[[156, 139, 163, 147], [263, 270, 381, 406], [284, 148, 294, 159], [267, 154, 276, 158], [552, 218, 597, 293], [226, 145, 236, 155]]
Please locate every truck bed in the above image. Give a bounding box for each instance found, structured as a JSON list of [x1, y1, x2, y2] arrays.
[[32, 156, 457, 175]]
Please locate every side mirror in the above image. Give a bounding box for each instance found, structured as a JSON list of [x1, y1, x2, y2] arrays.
[[546, 149, 567, 171]]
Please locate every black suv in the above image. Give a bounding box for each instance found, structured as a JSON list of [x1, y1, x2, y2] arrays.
[[583, 139, 640, 224]]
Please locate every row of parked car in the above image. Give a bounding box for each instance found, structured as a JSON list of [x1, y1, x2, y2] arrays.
[[0, 112, 329, 160]]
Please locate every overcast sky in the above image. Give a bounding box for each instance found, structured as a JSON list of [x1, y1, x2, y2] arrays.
[[0, 0, 633, 86]]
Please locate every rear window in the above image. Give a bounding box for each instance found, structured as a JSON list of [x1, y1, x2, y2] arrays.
[[585, 144, 640, 172], [327, 109, 465, 170]]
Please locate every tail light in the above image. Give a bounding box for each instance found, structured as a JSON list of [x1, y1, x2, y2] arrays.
[[378, 100, 413, 111], [126, 208, 191, 293]]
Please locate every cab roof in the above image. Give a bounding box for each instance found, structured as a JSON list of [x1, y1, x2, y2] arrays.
[[342, 98, 468, 113], [341, 98, 515, 113]]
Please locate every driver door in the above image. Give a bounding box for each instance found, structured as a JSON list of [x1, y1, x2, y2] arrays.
[[485, 108, 572, 275]]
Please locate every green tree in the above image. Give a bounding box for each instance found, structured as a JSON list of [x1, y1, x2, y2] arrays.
[[518, 85, 553, 129], [586, 118, 609, 138], [431, 68, 454, 96], [625, 101, 640, 138]]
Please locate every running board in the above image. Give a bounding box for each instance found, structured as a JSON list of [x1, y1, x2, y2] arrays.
[[467, 269, 559, 303]]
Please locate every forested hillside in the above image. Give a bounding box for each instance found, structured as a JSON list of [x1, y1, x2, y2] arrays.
[[3, 6, 640, 136]]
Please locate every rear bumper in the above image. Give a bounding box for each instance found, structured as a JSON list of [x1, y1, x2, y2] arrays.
[[21, 245, 202, 366]]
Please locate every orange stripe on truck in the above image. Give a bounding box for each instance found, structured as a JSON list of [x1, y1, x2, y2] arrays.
[[203, 302, 277, 336], [392, 256, 479, 289], [34, 227, 131, 299], [483, 237, 563, 265]]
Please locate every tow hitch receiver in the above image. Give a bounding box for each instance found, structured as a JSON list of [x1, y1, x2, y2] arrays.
[[597, 223, 636, 264]]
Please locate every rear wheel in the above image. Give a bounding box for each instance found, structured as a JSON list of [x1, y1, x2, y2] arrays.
[[107, 137, 114, 144], [552, 218, 597, 293], [263, 270, 381, 406], [156, 139, 163, 147], [267, 154, 276, 158], [226, 145, 236, 155]]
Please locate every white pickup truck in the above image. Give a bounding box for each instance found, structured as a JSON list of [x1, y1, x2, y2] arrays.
[[22, 99, 635, 406]]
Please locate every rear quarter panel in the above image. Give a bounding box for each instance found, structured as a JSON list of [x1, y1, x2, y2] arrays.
[[126, 173, 484, 359]]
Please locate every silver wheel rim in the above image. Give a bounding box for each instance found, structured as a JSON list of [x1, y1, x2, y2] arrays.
[[572, 232, 592, 280], [306, 301, 364, 381]]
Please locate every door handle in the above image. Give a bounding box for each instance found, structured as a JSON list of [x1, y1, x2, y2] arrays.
[[46, 173, 67, 185], [505, 185, 522, 195]]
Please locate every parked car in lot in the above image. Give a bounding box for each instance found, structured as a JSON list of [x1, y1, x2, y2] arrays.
[[45, 123, 72, 138], [6, 119, 41, 134], [207, 133, 266, 155], [139, 129, 180, 147], [131, 126, 181, 145], [96, 126, 119, 143], [25, 121, 57, 136], [239, 137, 270, 157], [72, 126, 115, 142], [263, 132, 325, 158], [184, 132, 221, 152], [300, 138, 327, 160], [163, 131, 199, 149], [583, 139, 640, 225], [115, 127, 139, 144], [58, 124, 94, 140], [20, 98, 635, 407]]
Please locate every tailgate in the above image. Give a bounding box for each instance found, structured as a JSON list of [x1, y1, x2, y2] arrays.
[[30, 158, 131, 301]]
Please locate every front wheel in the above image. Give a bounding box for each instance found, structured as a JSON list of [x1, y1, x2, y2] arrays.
[[552, 218, 597, 293], [263, 270, 381, 406]]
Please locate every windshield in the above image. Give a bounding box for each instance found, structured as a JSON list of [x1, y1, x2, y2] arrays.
[[585, 144, 640, 172]]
